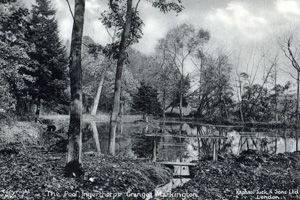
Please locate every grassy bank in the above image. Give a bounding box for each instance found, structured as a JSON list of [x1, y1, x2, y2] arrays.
[[0, 121, 172, 199], [0, 148, 172, 199]]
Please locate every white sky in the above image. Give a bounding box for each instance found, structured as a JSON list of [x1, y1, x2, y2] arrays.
[[25, 0, 300, 87]]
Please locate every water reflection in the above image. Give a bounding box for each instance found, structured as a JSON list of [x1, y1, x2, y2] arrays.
[[82, 122, 300, 161]]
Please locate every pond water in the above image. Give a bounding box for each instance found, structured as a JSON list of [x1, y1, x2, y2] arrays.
[[82, 121, 300, 161]]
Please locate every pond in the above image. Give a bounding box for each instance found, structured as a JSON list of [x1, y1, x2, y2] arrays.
[[82, 121, 300, 161]]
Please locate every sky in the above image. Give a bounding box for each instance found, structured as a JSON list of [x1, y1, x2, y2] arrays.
[[25, 0, 300, 86]]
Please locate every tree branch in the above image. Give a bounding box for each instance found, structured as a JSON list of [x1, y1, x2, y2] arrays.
[[65, 0, 75, 22], [287, 38, 300, 71], [135, 0, 141, 13]]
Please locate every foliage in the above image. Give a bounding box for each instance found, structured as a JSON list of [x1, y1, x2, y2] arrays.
[[156, 23, 210, 116], [166, 74, 191, 111], [241, 84, 271, 121], [98, 0, 184, 59], [121, 66, 140, 112], [0, 0, 17, 3], [81, 36, 108, 113], [25, 0, 69, 110], [236, 71, 294, 122], [82, 36, 140, 113], [0, 0, 35, 117], [132, 82, 162, 116], [158, 23, 210, 73], [152, 0, 184, 13], [88, 0, 145, 61], [0, 0, 69, 117], [195, 54, 233, 121], [126, 49, 179, 114], [276, 83, 296, 123]]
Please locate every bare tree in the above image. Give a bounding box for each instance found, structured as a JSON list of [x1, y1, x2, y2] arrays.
[[279, 33, 300, 125], [158, 24, 210, 118], [234, 49, 268, 122]]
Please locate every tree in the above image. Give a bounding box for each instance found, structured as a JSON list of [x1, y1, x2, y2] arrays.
[[196, 54, 233, 121], [236, 58, 277, 122], [64, 0, 85, 177], [157, 23, 210, 117], [104, 0, 183, 155], [242, 61, 274, 122], [132, 82, 162, 117], [241, 84, 271, 121], [279, 32, 300, 125], [269, 82, 292, 123], [277, 82, 294, 123], [153, 43, 185, 117], [25, 0, 68, 121], [107, 0, 134, 156], [164, 74, 190, 114], [125, 48, 178, 117], [0, 0, 35, 117], [269, 55, 280, 122], [233, 49, 276, 122]]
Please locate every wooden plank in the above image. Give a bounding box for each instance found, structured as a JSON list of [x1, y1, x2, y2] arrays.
[[154, 120, 243, 128], [158, 161, 198, 166], [158, 143, 185, 147], [145, 134, 227, 139], [241, 136, 279, 138], [239, 132, 272, 134], [213, 124, 243, 128]]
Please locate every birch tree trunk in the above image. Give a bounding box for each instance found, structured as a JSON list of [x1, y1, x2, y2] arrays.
[[64, 0, 85, 177], [90, 71, 106, 116]]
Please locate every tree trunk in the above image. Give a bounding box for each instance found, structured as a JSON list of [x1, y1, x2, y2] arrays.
[[152, 138, 157, 162], [64, 0, 85, 177], [90, 71, 106, 116], [109, 0, 133, 155], [219, 94, 223, 121], [239, 102, 244, 122], [35, 99, 40, 123], [179, 65, 184, 118], [179, 92, 183, 117], [297, 71, 299, 127], [236, 75, 244, 123], [162, 89, 166, 118], [223, 99, 229, 120], [274, 65, 278, 123]]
